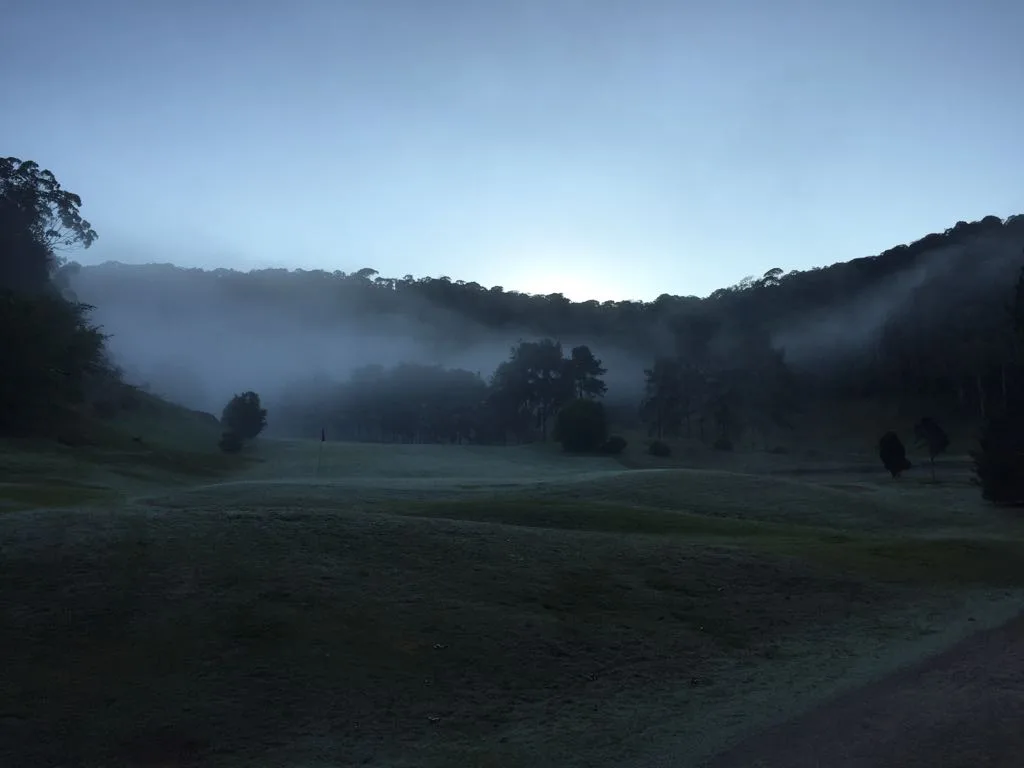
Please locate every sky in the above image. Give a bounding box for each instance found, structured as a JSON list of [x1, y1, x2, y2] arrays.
[[3, 0, 1023, 302]]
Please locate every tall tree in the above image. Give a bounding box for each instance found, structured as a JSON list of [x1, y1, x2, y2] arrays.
[[221, 391, 268, 441], [508, 339, 575, 439], [641, 357, 685, 439], [972, 259, 1024, 505], [1, 158, 108, 435], [567, 345, 607, 399], [1, 157, 98, 294], [913, 417, 950, 481]]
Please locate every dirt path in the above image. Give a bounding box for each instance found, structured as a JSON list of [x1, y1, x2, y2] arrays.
[[704, 611, 1024, 768]]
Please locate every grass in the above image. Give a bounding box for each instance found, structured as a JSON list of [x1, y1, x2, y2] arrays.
[[1, 430, 1023, 767], [0, 388, 255, 509], [0, 480, 118, 510]]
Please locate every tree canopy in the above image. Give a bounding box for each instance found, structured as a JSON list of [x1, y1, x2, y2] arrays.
[[1, 157, 110, 436]]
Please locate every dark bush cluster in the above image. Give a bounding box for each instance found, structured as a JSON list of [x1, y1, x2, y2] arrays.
[[647, 440, 671, 457], [878, 431, 912, 478], [554, 398, 608, 453]]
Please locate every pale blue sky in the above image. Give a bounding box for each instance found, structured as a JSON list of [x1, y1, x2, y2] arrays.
[[3, 0, 1022, 301]]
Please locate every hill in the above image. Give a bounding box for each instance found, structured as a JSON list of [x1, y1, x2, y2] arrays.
[[0, 383, 251, 512], [66, 213, 1024, 354], [62, 213, 1024, 448]]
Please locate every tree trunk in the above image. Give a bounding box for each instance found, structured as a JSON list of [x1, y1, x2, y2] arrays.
[[975, 374, 987, 420], [1001, 364, 1008, 411]]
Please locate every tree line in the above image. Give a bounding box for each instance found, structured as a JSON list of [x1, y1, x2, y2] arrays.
[[273, 340, 612, 446], [68, 213, 1024, 424], [4, 155, 1023, 503]]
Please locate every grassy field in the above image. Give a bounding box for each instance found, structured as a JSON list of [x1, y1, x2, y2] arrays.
[[1, 416, 1022, 767]]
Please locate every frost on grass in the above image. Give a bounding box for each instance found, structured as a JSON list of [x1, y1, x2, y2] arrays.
[[2, 439, 1023, 768]]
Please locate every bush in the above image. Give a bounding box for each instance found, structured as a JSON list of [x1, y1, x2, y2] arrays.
[[221, 391, 267, 441], [879, 430, 912, 478], [554, 398, 608, 452], [972, 405, 1024, 505], [218, 431, 244, 454], [712, 437, 733, 452], [647, 440, 671, 457], [600, 435, 628, 455]]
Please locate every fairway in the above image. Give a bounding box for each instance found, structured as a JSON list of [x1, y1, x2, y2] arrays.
[[2, 438, 1022, 768]]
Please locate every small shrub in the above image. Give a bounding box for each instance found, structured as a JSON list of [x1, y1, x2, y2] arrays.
[[600, 435, 628, 455], [712, 437, 733, 452], [218, 431, 243, 454], [554, 398, 608, 453], [647, 440, 671, 457]]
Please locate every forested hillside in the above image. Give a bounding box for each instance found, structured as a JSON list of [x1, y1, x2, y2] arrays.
[[66, 213, 1024, 435], [5, 152, 1024, 496]]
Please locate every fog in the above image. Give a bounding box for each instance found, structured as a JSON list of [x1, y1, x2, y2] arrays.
[[66, 224, 1024, 423], [70, 264, 651, 417], [773, 232, 1024, 372]]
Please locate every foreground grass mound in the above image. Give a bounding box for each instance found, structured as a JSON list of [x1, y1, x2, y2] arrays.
[[3, 438, 1024, 767], [6, 499, 1015, 768]]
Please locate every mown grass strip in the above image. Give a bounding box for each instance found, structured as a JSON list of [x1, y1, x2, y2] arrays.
[[386, 499, 1024, 588], [0, 482, 120, 511], [385, 498, 817, 539]]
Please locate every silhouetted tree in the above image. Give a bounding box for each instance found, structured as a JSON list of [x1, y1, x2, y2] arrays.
[[567, 345, 607, 399], [221, 391, 267, 442], [490, 340, 575, 439], [913, 417, 950, 481], [707, 381, 741, 450], [971, 403, 1024, 505], [972, 260, 1024, 505], [879, 431, 912, 478], [1, 157, 97, 294], [641, 358, 685, 439], [1, 158, 108, 435]]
